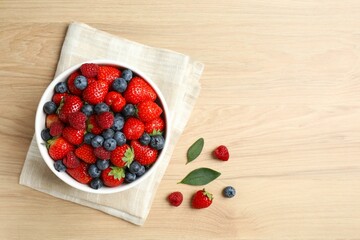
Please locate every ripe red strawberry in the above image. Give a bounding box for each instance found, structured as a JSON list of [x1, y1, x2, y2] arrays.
[[137, 101, 163, 122], [67, 71, 82, 96], [131, 140, 158, 165], [110, 144, 134, 167], [47, 137, 74, 160], [87, 115, 102, 135], [68, 112, 87, 130], [94, 147, 111, 160], [87, 77, 96, 85], [123, 118, 144, 140], [75, 144, 97, 164], [66, 162, 92, 184], [123, 77, 157, 104], [46, 114, 61, 128], [82, 80, 109, 105], [62, 127, 84, 145], [97, 66, 120, 86], [213, 145, 229, 161], [192, 189, 213, 209], [63, 151, 81, 169], [58, 95, 83, 123], [168, 192, 183, 207], [80, 63, 99, 78], [144, 117, 165, 134], [52, 92, 68, 106], [96, 112, 114, 130], [49, 121, 64, 137], [105, 91, 126, 112], [101, 166, 125, 187]]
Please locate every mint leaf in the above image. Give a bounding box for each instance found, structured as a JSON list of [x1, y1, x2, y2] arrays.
[[186, 138, 204, 164], [178, 168, 221, 186]]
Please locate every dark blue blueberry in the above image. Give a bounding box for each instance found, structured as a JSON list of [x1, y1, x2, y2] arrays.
[[136, 165, 146, 177], [223, 186, 236, 198], [121, 69, 133, 81], [125, 171, 137, 183], [84, 132, 95, 145], [88, 164, 101, 178], [94, 103, 109, 114], [112, 78, 127, 93], [103, 138, 117, 151], [91, 135, 104, 148], [121, 104, 136, 117], [90, 178, 103, 190], [41, 128, 52, 141], [139, 133, 151, 145], [150, 135, 165, 150], [55, 82, 67, 93], [54, 160, 66, 172], [43, 101, 57, 114], [96, 159, 110, 170], [102, 129, 115, 139], [113, 131, 126, 146], [112, 115, 124, 131], [81, 104, 94, 117], [74, 75, 88, 90], [129, 161, 142, 174]]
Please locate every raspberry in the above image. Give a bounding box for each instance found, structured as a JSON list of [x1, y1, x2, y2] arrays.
[[49, 121, 64, 137], [96, 112, 114, 130], [93, 147, 111, 160], [68, 112, 87, 130], [168, 192, 183, 207], [80, 63, 99, 78], [213, 145, 229, 161], [63, 151, 81, 169]]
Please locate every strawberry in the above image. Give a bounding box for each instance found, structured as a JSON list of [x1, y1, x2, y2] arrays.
[[96, 112, 114, 130], [87, 77, 96, 85], [87, 115, 102, 135], [192, 189, 213, 209], [58, 95, 83, 123], [131, 140, 158, 165], [80, 63, 99, 78], [82, 80, 109, 105], [213, 145, 229, 161], [137, 101, 163, 123], [49, 121, 64, 137], [94, 147, 111, 160], [68, 112, 87, 130], [105, 91, 126, 112], [110, 144, 134, 167], [46, 114, 61, 128], [144, 117, 165, 134], [52, 92, 68, 106], [66, 162, 92, 184], [75, 144, 97, 164], [62, 127, 84, 145], [47, 137, 74, 160], [168, 192, 183, 207], [63, 151, 81, 169], [67, 71, 82, 96], [97, 66, 120, 86], [101, 166, 125, 187], [123, 77, 157, 104], [123, 118, 144, 140]]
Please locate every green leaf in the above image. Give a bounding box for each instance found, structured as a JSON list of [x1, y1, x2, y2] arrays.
[[149, 129, 163, 136], [186, 138, 204, 164], [122, 147, 134, 167], [178, 168, 221, 186], [109, 166, 125, 179]]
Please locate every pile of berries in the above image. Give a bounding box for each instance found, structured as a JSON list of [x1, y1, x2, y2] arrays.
[[41, 63, 166, 190]]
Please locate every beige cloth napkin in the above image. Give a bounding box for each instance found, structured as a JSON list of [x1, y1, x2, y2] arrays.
[[19, 22, 204, 225]]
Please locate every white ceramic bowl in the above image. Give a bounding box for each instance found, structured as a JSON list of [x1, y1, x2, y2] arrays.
[[35, 59, 170, 194]]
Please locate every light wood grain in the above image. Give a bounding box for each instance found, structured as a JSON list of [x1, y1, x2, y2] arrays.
[[2, 0, 360, 239]]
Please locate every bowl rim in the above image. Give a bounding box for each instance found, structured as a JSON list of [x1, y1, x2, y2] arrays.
[[35, 59, 171, 194]]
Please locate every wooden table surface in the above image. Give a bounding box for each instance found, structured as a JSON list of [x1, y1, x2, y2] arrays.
[[2, 0, 360, 239]]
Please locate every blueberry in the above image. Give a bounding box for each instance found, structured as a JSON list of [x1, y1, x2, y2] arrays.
[[96, 159, 110, 170], [150, 135, 165, 150], [54, 160, 66, 172], [121, 104, 136, 117], [91, 135, 104, 148], [223, 186, 236, 198], [102, 129, 115, 139], [113, 131, 126, 146], [122, 69, 133, 81], [94, 103, 109, 114], [112, 78, 127, 93], [103, 138, 117, 151], [81, 104, 94, 117], [74, 75, 88, 90], [90, 178, 103, 190], [112, 115, 124, 131], [125, 171, 137, 183], [129, 161, 142, 174], [139, 133, 151, 145], [55, 82, 67, 93], [88, 164, 101, 178], [84, 132, 95, 145], [43, 101, 57, 114], [136, 165, 146, 177], [41, 128, 52, 141]]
